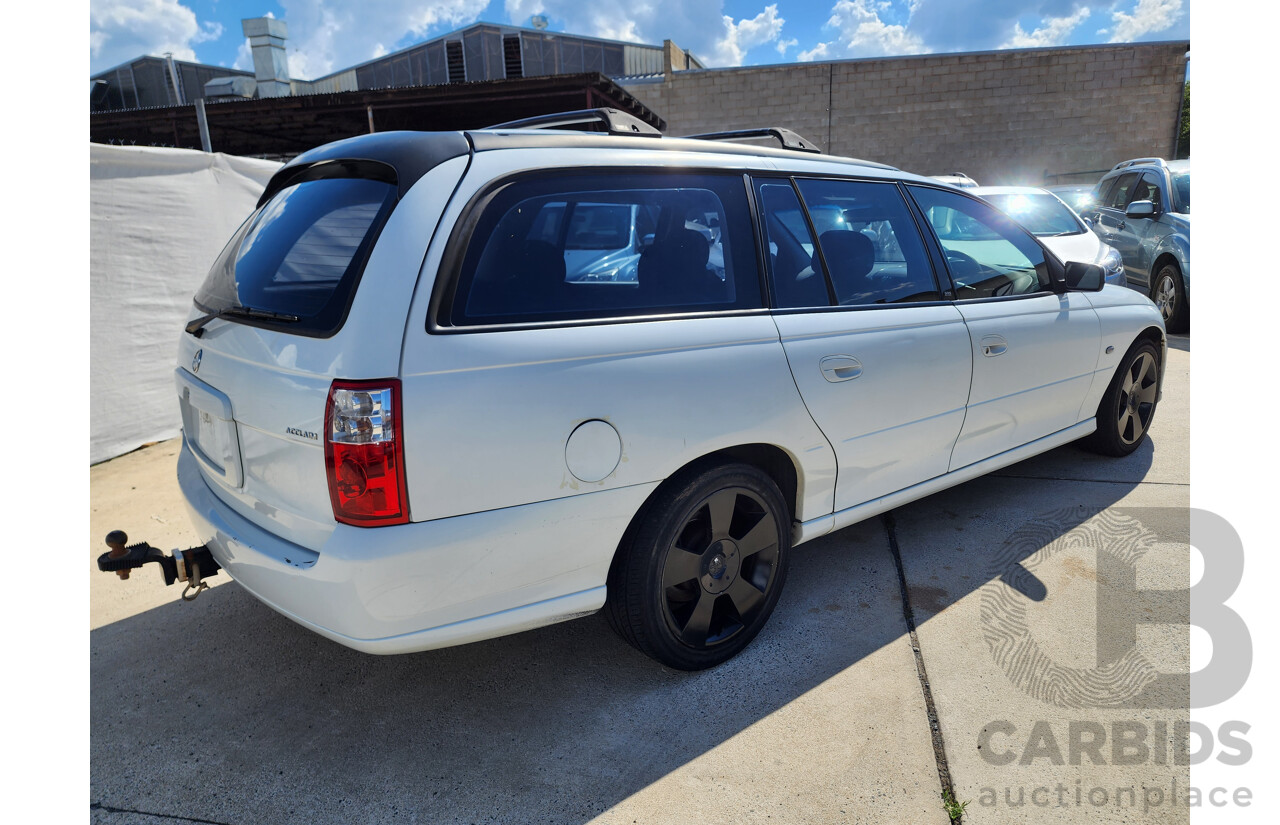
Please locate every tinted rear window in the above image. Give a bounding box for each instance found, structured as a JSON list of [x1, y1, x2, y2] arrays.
[[195, 177, 398, 336], [442, 172, 761, 327]]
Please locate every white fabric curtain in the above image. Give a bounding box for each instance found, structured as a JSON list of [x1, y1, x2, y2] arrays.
[[90, 144, 282, 464]]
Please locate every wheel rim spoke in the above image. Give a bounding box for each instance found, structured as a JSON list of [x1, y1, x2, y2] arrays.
[[680, 590, 717, 645], [706, 489, 737, 539], [1136, 355, 1159, 405], [1118, 408, 1134, 441], [736, 511, 778, 558], [726, 576, 765, 620], [663, 544, 704, 589]]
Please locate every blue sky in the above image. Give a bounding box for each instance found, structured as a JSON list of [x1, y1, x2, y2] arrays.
[[89, 1, 1189, 79]]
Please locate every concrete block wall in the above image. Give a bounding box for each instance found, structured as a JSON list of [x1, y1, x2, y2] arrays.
[[622, 42, 1188, 186]]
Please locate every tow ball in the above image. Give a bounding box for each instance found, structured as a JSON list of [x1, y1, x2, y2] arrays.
[[97, 530, 222, 601]]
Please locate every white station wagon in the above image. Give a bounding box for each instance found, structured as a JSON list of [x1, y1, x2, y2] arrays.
[[169, 109, 1165, 670]]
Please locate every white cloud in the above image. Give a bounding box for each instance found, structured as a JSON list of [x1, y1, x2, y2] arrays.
[[1000, 7, 1091, 49], [90, 0, 223, 72], [776, 37, 798, 55], [278, 0, 490, 78], [797, 42, 831, 62], [232, 39, 253, 72], [822, 0, 929, 58], [1108, 0, 1184, 43], [711, 5, 787, 66]]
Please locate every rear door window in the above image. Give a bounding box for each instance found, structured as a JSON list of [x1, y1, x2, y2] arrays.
[[195, 176, 398, 336], [443, 172, 761, 326], [793, 178, 941, 306]]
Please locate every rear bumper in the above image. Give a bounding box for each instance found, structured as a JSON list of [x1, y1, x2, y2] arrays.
[[178, 440, 656, 654]]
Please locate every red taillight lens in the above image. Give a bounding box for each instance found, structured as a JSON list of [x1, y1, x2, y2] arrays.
[[324, 379, 409, 526]]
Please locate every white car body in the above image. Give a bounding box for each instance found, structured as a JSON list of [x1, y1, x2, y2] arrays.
[[972, 185, 1125, 286], [174, 125, 1165, 662]]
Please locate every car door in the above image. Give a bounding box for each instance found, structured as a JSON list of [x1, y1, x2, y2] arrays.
[[906, 185, 1101, 470], [1109, 171, 1169, 286], [1092, 171, 1148, 287], [757, 176, 973, 513]]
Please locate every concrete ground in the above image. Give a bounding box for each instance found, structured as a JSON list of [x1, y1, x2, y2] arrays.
[[90, 335, 1190, 825]]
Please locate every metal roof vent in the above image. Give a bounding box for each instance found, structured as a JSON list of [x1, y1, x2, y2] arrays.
[[242, 17, 291, 98]]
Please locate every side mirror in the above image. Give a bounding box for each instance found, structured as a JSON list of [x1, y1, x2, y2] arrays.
[[640, 233, 655, 249], [1125, 200, 1156, 219], [1064, 261, 1105, 292], [1082, 216, 1094, 229]]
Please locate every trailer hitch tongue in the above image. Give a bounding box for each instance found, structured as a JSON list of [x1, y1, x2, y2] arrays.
[[97, 531, 221, 601]]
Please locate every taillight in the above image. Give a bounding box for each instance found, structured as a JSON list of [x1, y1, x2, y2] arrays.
[[324, 379, 409, 526]]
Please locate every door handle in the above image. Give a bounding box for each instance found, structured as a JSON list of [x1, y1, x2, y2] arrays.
[[980, 335, 1008, 357], [1117, 220, 1126, 230], [820, 355, 863, 382]]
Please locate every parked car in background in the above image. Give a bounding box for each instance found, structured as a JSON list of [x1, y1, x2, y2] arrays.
[[168, 110, 1165, 671], [1045, 183, 1096, 212], [973, 186, 1124, 287], [929, 172, 979, 189], [1085, 158, 1190, 332]]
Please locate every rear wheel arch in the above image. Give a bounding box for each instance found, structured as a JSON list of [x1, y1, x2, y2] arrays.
[[608, 444, 801, 577]]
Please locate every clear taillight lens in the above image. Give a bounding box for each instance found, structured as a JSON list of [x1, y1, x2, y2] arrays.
[[325, 380, 409, 526]]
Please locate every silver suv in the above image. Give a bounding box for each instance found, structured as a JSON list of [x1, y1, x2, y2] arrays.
[[1087, 158, 1190, 331]]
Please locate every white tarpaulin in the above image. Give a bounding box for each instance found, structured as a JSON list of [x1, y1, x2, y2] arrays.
[[90, 144, 282, 464]]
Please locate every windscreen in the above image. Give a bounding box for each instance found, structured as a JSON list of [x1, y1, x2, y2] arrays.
[[195, 176, 398, 336], [983, 193, 1084, 237]]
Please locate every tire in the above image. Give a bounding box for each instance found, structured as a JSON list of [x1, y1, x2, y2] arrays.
[[1151, 263, 1189, 333], [605, 462, 791, 670], [1082, 339, 1161, 456]]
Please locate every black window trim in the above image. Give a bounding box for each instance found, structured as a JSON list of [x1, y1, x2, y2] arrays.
[[428, 165, 768, 334]]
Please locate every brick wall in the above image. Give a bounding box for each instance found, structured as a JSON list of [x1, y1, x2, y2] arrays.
[[622, 42, 1188, 186]]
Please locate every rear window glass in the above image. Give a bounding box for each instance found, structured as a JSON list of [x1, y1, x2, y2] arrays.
[[195, 177, 398, 336], [443, 172, 761, 327]]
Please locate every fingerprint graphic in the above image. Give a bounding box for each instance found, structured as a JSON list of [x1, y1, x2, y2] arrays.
[[981, 507, 1161, 708]]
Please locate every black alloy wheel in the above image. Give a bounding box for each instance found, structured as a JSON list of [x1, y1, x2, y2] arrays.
[[606, 462, 791, 670]]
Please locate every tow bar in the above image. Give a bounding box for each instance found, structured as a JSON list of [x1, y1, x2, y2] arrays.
[[97, 530, 222, 601]]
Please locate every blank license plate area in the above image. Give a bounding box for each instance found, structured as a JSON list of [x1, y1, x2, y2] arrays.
[[177, 369, 243, 487]]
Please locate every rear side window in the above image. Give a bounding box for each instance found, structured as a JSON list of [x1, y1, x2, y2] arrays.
[[195, 177, 398, 336], [443, 172, 761, 326]]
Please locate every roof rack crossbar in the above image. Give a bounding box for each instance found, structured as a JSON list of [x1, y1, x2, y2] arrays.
[[1111, 157, 1167, 171], [485, 107, 662, 136], [680, 127, 822, 154]]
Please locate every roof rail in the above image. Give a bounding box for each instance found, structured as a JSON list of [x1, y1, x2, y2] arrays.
[[680, 127, 823, 154], [1110, 157, 1167, 171], [485, 108, 662, 136]]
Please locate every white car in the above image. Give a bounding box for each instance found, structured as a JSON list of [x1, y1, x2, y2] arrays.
[[166, 110, 1165, 670], [973, 185, 1125, 287]]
